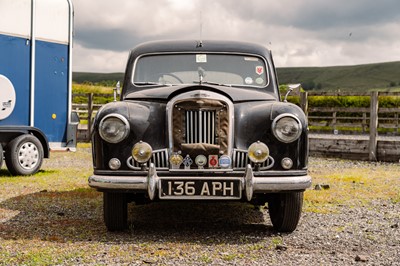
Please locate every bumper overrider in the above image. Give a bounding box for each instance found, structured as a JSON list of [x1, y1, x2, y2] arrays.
[[89, 163, 311, 201]]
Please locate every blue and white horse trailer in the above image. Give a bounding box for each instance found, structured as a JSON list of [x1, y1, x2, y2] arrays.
[[0, 0, 77, 175]]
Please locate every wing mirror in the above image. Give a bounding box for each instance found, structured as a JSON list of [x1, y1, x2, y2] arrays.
[[284, 83, 301, 102], [113, 81, 121, 101]]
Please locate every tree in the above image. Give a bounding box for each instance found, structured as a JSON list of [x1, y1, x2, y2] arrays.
[[301, 80, 315, 90]]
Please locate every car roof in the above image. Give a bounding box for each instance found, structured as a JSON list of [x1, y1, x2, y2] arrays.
[[129, 40, 271, 58]]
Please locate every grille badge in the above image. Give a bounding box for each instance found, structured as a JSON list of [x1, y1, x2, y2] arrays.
[[195, 155, 207, 169], [209, 155, 219, 168], [170, 153, 183, 169], [183, 155, 193, 170], [219, 155, 232, 168]]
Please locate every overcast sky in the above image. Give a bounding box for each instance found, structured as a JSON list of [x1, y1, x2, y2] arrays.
[[72, 0, 400, 73]]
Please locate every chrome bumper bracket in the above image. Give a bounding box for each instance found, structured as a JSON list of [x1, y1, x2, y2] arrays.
[[147, 163, 159, 200], [245, 164, 254, 201]]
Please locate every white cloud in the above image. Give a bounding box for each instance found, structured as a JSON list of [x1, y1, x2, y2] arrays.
[[73, 44, 128, 73], [71, 0, 400, 72]]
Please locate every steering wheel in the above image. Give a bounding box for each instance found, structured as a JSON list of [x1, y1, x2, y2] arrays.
[[158, 73, 184, 84]]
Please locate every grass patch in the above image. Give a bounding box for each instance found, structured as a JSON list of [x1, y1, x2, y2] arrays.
[[304, 158, 400, 213], [72, 83, 114, 94]]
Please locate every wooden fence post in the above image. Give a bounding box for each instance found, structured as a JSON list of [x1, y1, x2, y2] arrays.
[[87, 93, 93, 141], [369, 91, 379, 161], [300, 91, 308, 116]]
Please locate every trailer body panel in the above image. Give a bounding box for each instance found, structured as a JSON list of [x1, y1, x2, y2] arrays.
[[0, 0, 75, 175], [0, 0, 74, 146]]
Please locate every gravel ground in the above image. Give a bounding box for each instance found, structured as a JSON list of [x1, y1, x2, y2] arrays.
[[0, 150, 399, 265]]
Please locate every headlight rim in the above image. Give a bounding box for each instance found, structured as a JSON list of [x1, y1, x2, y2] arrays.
[[99, 113, 130, 144], [272, 113, 302, 143]]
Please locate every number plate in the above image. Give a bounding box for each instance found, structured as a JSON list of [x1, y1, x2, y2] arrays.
[[159, 178, 242, 199]]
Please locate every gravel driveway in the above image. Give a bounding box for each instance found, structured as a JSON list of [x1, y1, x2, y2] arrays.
[[0, 149, 399, 265]]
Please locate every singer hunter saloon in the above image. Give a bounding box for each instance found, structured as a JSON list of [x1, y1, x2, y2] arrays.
[[89, 40, 311, 232]]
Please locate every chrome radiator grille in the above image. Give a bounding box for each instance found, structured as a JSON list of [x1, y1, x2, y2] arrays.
[[169, 92, 232, 155], [185, 110, 216, 144]]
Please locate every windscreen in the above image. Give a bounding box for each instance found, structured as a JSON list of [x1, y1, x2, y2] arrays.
[[133, 53, 269, 88]]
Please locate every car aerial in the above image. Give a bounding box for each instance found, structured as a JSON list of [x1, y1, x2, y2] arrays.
[[88, 40, 311, 232]]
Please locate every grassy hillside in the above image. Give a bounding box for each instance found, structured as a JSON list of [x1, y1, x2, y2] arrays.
[[276, 61, 400, 91], [73, 61, 400, 91], [73, 72, 124, 86]]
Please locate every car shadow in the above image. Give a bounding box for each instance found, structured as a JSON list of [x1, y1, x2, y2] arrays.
[[0, 168, 11, 177], [0, 188, 275, 245]]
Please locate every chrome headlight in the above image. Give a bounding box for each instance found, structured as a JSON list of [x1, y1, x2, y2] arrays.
[[272, 114, 302, 143], [99, 114, 130, 143]]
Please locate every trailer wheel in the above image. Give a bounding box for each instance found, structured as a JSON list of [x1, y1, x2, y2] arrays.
[[5, 134, 44, 176]]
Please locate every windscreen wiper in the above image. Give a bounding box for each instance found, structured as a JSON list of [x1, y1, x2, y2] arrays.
[[196, 81, 232, 87], [134, 82, 171, 86]]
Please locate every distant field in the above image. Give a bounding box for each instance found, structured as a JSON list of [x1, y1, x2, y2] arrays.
[[73, 72, 124, 85], [73, 61, 400, 92], [277, 61, 400, 91]]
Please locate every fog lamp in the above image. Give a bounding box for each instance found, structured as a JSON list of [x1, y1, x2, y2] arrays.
[[109, 158, 121, 170], [132, 141, 152, 163], [248, 141, 269, 163], [281, 157, 293, 170]]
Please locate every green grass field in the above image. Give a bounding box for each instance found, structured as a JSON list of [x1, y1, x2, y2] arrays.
[[73, 61, 400, 92]]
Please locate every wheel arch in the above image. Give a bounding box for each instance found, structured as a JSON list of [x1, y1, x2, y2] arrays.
[[0, 126, 50, 158]]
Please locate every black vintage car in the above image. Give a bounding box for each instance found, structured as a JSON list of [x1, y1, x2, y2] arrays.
[[89, 40, 311, 232]]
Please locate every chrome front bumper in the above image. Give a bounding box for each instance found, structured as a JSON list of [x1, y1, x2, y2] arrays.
[[88, 164, 312, 201]]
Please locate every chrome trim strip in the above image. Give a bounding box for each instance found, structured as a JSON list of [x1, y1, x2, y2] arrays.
[[169, 168, 233, 173], [67, 0, 74, 126], [131, 52, 271, 88], [30, 0, 36, 127]]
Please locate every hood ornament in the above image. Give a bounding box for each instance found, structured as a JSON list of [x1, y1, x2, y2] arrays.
[[198, 66, 205, 85], [191, 91, 211, 98]]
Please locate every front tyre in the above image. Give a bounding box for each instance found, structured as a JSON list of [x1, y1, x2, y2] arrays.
[[5, 134, 44, 176], [103, 192, 128, 231], [268, 192, 304, 233]]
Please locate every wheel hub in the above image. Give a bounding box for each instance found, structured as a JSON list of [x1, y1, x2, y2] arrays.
[[18, 142, 39, 170]]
